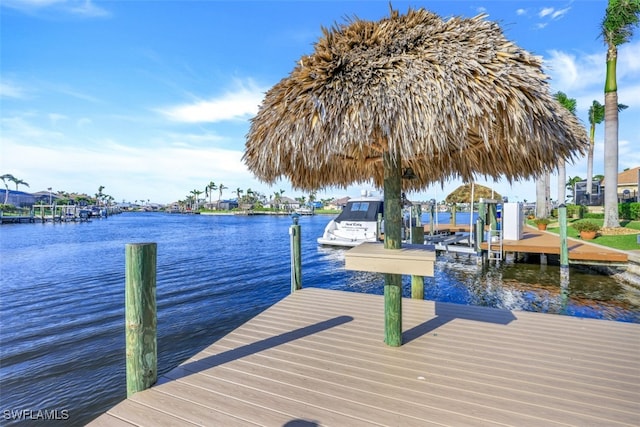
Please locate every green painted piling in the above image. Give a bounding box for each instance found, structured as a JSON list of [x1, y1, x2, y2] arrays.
[[478, 202, 486, 227], [429, 202, 435, 236], [475, 218, 484, 255], [290, 215, 302, 292], [488, 203, 497, 231], [383, 152, 402, 347], [559, 205, 568, 267], [411, 226, 424, 299], [125, 243, 157, 397], [558, 205, 570, 286]]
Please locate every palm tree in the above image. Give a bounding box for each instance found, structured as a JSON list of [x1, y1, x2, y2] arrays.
[[273, 191, 282, 210], [13, 178, 29, 192], [587, 100, 604, 203], [217, 183, 228, 209], [205, 181, 217, 207], [96, 185, 105, 207], [185, 195, 195, 211], [190, 189, 203, 210], [245, 188, 254, 203], [535, 172, 550, 218], [234, 187, 243, 203], [1, 174, 16, 204], [587, 100, 627, 205], [554, 91, 578, 205], [601, 0, 640, 228]]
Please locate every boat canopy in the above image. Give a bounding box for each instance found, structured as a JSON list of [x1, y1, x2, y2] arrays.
[[335, 200, 384, 223]]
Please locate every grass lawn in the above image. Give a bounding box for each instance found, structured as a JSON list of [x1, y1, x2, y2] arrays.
[[536, 219, 640, 251]]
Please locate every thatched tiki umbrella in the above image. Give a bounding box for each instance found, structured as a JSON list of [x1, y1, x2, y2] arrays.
[[445, 183, 502, 205], [445, 183, 502, 227], [244, 7, 588, 346]]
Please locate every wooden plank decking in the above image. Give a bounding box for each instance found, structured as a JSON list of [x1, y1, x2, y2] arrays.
[[481, 226, 629, 263], [89, 288, 640, 426]]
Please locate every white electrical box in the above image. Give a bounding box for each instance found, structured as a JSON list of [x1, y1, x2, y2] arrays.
[[502, 202, 524, 241]]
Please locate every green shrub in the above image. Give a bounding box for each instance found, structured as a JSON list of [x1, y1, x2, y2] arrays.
[[571, 220, 601, 232], [533, 217, 551, 225], [619, 202, 640, 220], [584, 212, 604, 219], [566, 204, 585, 219], [0, 204, 17, 213]]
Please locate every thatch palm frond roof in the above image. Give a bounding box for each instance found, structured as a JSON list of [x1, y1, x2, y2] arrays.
[[445, 183, 501, 204], [244, 7, 588, 191]]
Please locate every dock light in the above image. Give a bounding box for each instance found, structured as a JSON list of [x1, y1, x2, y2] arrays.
[[402, 167, 417, 180], [291, 212, 300, 225]]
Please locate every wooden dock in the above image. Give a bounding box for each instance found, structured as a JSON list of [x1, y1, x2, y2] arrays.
[[481, 226, 629, 264], [89, 288, 640, 426]]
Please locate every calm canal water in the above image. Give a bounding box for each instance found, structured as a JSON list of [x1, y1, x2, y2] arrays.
[[1, 212, 638, 426]]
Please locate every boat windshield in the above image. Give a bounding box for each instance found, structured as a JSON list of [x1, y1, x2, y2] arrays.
[[335, 201, 383, 222]]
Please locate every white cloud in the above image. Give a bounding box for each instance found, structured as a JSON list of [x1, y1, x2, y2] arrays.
[[516, 8, 527, 16], [160, 81, 265, 123], [545, 50, 602, 92], [545, 40, 640, 107], [1, 135, 252, 203], [48, 113, 67, 126], [1, 0, 110, 17], [538, 7, 554, 18], [0, 115, 65, 142], [619, 41, 640, 74], [68, 0, 109, 17], [551, 7, 570, 19], [0, 81, 28, 98]]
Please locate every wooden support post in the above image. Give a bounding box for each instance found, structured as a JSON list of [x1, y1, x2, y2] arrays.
[[411, 226, 424, 299], [488, 203, 497, 231], [429, 203, 435, 236], [125, 243, 157, 397], [290, 214, 302, 292], [383, 152, 402, 347], [451, 204, 457, 226], [475, 218, 484, 255], [478, 202, 486, 229], [558, 205, 569, 286]]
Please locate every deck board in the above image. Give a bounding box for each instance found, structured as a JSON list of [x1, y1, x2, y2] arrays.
[[89, 288, 640, 426], [480, 225, 629, 263]]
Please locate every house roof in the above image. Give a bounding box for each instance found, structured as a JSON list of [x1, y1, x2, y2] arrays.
[[601, 166, 640, 186], [618, 166, 640, 184]]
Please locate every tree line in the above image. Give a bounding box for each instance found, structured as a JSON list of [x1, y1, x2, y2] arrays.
[[535, 1, 638, 227], [176, 182, 334, 211]]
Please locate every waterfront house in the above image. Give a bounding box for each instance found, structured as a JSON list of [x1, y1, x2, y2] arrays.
[[0, 189, 37, 207]]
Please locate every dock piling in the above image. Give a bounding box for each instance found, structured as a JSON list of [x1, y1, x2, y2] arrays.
[[125, 242, 157, 397], [411, 226, 424, 299], [558, 205, 569, 285], [290, 214, 302, 292]]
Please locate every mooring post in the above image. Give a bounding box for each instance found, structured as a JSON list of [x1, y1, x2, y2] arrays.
[[475, 217, 484, 255], [429, 201, 435, 236], [558, 204, 569, 286], [383, 152, 402, 347], [125, 242, 157, 397], [290, 213, 302, 292], [451, 204, 457, 227], [411, 225, 424, 299]]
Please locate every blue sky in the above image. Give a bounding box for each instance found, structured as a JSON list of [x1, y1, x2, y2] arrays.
[[1, 0, 639, 205]]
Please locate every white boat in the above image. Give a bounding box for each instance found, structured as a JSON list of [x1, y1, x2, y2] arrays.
[[317, 193, 384, 247], [294, 206, 314, 215]]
